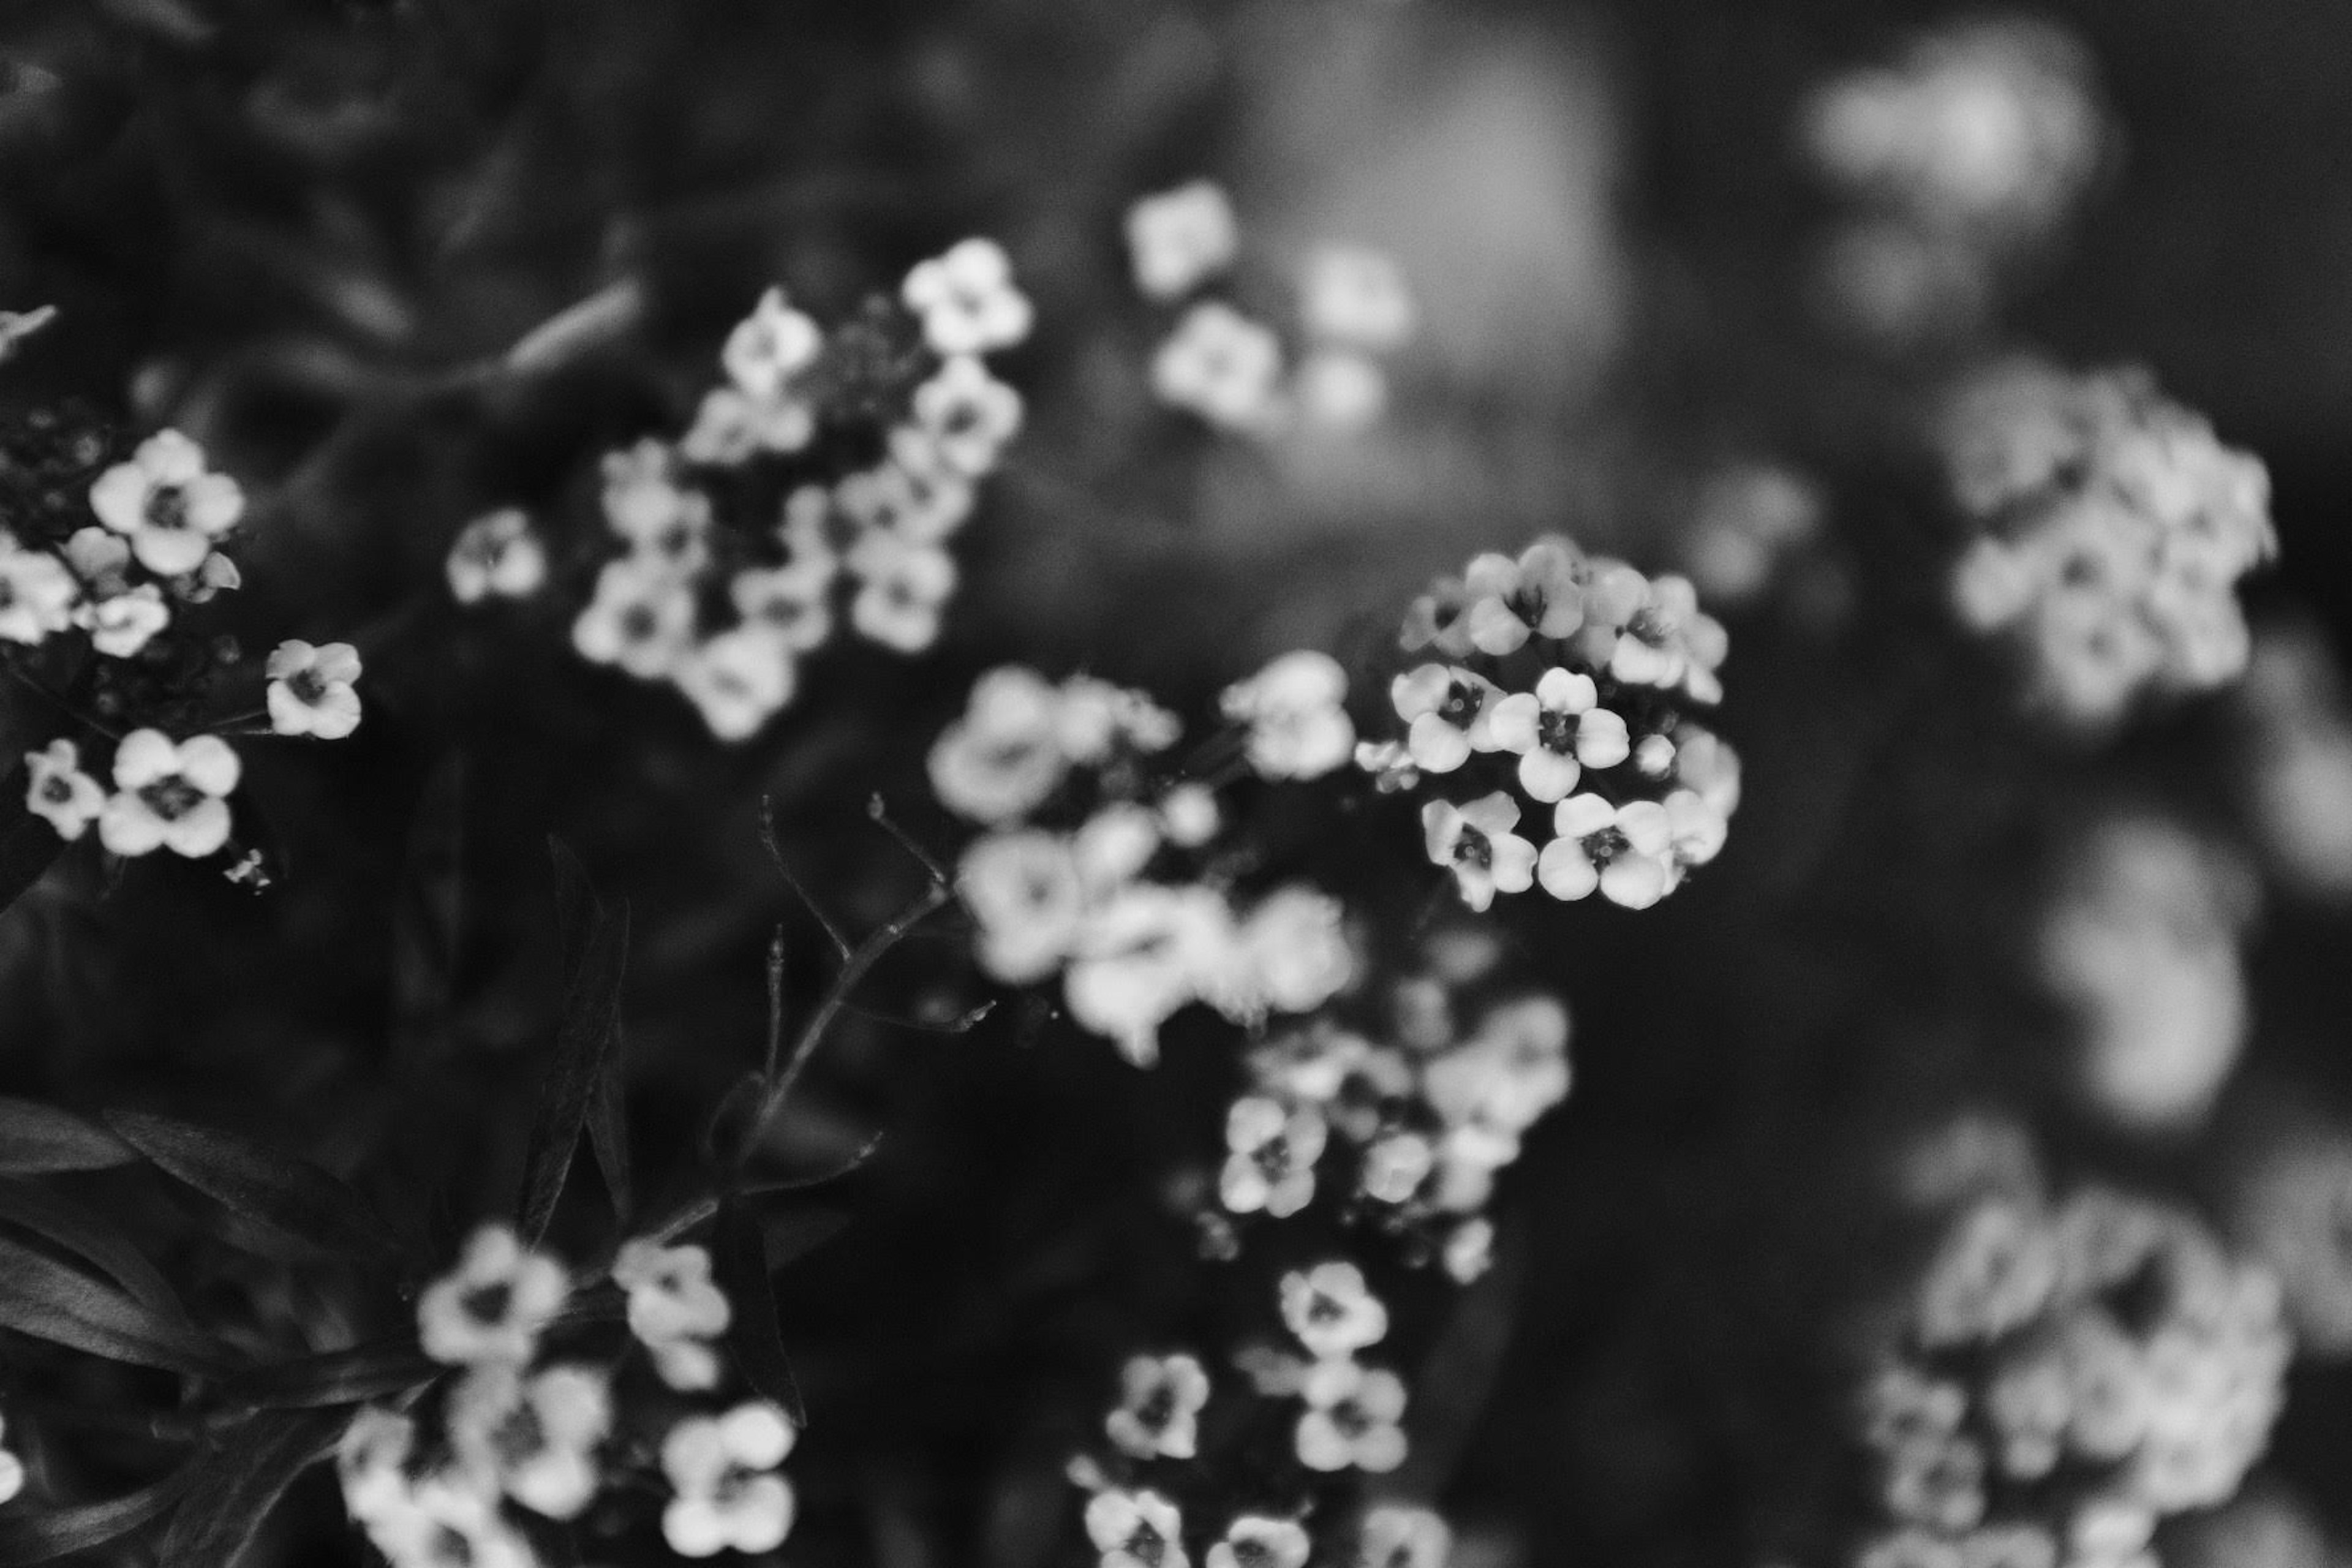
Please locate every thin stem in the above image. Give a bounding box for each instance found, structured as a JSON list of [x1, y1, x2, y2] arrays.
[[9, 665, 121, 742], [761, 927, 788, 1080], [867, 794, 951, 884], [761, 796, 851, 960]]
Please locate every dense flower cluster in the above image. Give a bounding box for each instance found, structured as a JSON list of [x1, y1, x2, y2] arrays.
[[933, 662, 1358, 1064], [1125, 180, 1415, 437], [341, 1226, 794, 1566], [1364, 535, 1740, 911], [561, 241, 1030, 739], [1850, 1186, 2290, 1568], [1941, 360, 2276, 728]]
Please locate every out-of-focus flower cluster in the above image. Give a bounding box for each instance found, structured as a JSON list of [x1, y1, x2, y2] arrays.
[[1677, 462, 1830, 613], [1940, 360, 2275, 729], [1801, 17, 2109, 344], [1364, 534, 1740, 911], [933, 660, 1359, 1065], [2232, 624, 2352, 901], [1125, 179, 1415, 437], [2226, 1118, 2352, 1362], [554, 239, 1030, 740], [1850, 1186, 2290, 1568], [340, 1225, 794, 1566]]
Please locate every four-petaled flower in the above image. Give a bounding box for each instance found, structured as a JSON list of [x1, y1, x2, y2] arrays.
[[25, 739, 105, 841], [1298, 246, 1416, 352], [1105, 1352, 1212, 1461], [1221, 650, 1355, 780], [99, 730, 240, 859], [1278, 1261, 1389, 1359], [447, 1363, 612, 1521], [1295, 1357, 1409, 1474], [1207, 1515, 1312, 1568], [1460, 537, 1586, 655], [661, 1401, 797, 1558], [83, 586, 170, 658], [1126, 182, 1240, 302], [1484, 667, 1629, 802], [846, 527, 957, 654], [1085, 1487, 1189, 1568], [674, 625, 796, 742], [1221, 1096, 1329, 1218], [1420, 793, 1537, 912], [903, 238, 1033, 356], [448, 508, 547, 604], [266, 640, 364, 739], [0, 540, 78, 645], [911, 355, 1024, 475], [1355, 1504, 1452, 1568], [88, 429, 244, 576], [1538, 793, 1673, 909], [721, 286, 823, 401], [612, 1239, 733, 1391], [417, 1224, 569, 1366], [1153, 302, 1285, 433], [1389, 665, 1504, 774]]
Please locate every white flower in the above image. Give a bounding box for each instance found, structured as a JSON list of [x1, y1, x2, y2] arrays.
[[1221, 1096, 1328, 1218], [62, 526, 132, 595], [1158, 782, 1222, 848], [1279, 1261, 1387, 1359], [612, 1240, 733, 1392], [1152, 302, 1285, 433], [363, 1469, 537, 1568], [1235, 886, 1355, 1018], [1207, 1516, 1311, 1568], [1065, 882, 1237, 1066], [1537, 794, 1673, 908], [0, 540, 78, 645], [729, 558, 835, 653], [1105, 1352, 1212, 1460], [959, 829, 1087, 984], [572, 556, 695, 679], [1074, 803, 1162, 892], [1421, 794, 1538, 913], [846, 527, 956, 653], [839, 448, 976, 544], [88, 429, 244, 576], [1483, 668, 1630, 802], [674, 626, 797, 741], [336, 1405, 415, 1526], [661, 1402, 796, 1558], [1455, 537, 1588, 657], [1388, 665, 1504, 774], [1085, 1488, 1189, 1568], [721, 287, 823, 399], [1294, 349, 1389, 433], [25, 739, 104, 840], [910, 354, 1023, 475], [1126, 181, 1240, 301], [1057, 675, 1181, 759], [78, 584, 168, 658], [929, 666, 1072, 824], [1442, 1217, 1496, 1283], [1295, 1357, 1408, 1473], [416, 1224, 568, 1366], [448, 1363, 611, 1520], [601, 439, 693, 541], [902, 237, 1033, 356], [1360, 1133, 1435, 1204], [1356, 1504, 1452, 1568], [266, 640, 364, 739], [682, 384, 814, 464], [447, 508, 546, 604], [99, 730, 240, 859], [175, 549, 241, 605], [1298, 245, 1415, 351], [1221, 650, 1355, 780]]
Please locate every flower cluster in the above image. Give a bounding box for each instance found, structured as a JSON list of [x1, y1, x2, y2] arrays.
[[1126, 180, 1415, 437], [1941, 360, 2276, 728], [1365, 535, 1740, 911], [2233, 624, 2352, 900], [1802, 18, 2108, 343], [565, 241, 1030, 740], [340, 1226, 796, 1566], [1850, 1186, 2290, 1568], [1677, 462, 1828, 611], [933, 663, 1357, 1065]]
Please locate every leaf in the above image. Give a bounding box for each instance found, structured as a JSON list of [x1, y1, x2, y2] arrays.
[[0, 1178, 190, 1326], [0, 1468, 192, 1566], [587, 1041, 632, 1224], [0, 1232, 228, 1373], [714, 1198, 804, 1428], [216, 1337, 439, 1411], [516, 841, 630, 1246], [157, 1408, 348, 1568], [504, 278, 643, 375], [760, 1206, 849, 1269], [0, 801, 67, 924], [102, 1110, 404, 1266], [0, 1098, 134, 1175]]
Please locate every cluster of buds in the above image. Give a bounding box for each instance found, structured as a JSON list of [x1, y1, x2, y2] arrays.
[[339, 1226, 794, 1566], [562, 239, 1031, 739], [1124, 179, 1415, 437], [932, 662, 1358, 1065], [1363, 535, 1740, 911], [1850, 1187, 2290, 1568], [1941, 360, 2275, 729]]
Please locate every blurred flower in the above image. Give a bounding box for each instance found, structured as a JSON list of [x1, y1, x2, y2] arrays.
[[846, 527, 956, 653], [1153, 301, 1285, 433], [1126, 181, 1240, 301], [720, 286, 823, 401], [1294, 349, 1389, 432], [612, 1240, 732, 1391], [931, 666, 1075, 824], [1086, 1488, 1189, 1568], [266, 640, 364, 739], [1235, 885, 1356, 1018], [1280, 1261, 1387, 1359], [1222, 1095, 1328, 1218], [729, 559, 835, 654], [910, 354, 1023, 475], [661, 1402, 796, 1558], [1421, 793, 1537, 911], [1298, 246, 1416, 352], [81, 583, 168, 657], [0, 538, 78, 645], [99, 730, 240, 859], [1681, 464, 1825, 607], [448, 1363, 611, 1520], [417, 1224, 568, 1367], [0, 1412, 20, 1506], [1105, 1353, 1211, 1461], [674, 626, 796, 741], [1221, 649, 1355, 780], [573, 557, 695, 679], [1208, 1516, 1310, 1568], [1065, 881, 1234, 1066], [447, 508, 547, 604], [903, 238, 1033, 356], [1296, 1357, 1408, 1473], [1355, 1504, 1452, 1568], [88, 429, 243, 577], [24, 739, 104, 840]]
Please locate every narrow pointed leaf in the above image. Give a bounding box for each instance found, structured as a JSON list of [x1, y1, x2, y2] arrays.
[[714, 1199, 804, 1428], [516, 840, 629, 1245], [760, 1206, 849, 1269], [0, 1178, 190, 1326], [0, 1097, 135, 1175], [102, 1110, 404, 1265], [0, 1468, 191, 1565], [0, 1233, 227, 1373], [157, 1408, 347, 1567], [587, 1046, 632, 1224], [216, 1337, 439, 1411]]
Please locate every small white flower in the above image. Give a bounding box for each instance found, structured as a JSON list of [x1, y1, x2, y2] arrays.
[[1294, 350, 1389, 432], [448, 1363, 611, 1521], [1298, 245, 1415, 352], [1057, 675, 1180, 759], [1085, 1488, 1189, 1568], [612, 1239, 733, 1392], [1360, 1132, 1435, 1204], [839, 449, 976, 544], [447, 508, 547, 604], [1152, 301, 1284, 433], [902, 237, 1033, 356], [1295, 1357, 1409, 1473], [1207, 1515, 1311, 1568], [25, 739, 105, 840], [1356, 1504, 1453, 1568], [1064, 881, 1235, 1066], [1235, 886, 1356, 1018], [1158, 782, 1222, 848], [336, 1406, 415, 1526], [910, 354, 1023, 475], [99, 730, 240, 859], [80, 584, 169, 658], [572, 557, 696, 679], [682, 383, 815, 464], [721, 287, 823, 399], [1537, 793, 1674, 908], [266, 640, 364, 739], [0, 540, 78, 645], [929, 666, 1072, 824], [958, 829, 1087, 984], [1483, 668, 1630, 802], [1105, 1352, 1212, 1460], [1221, 650, 1355, 780], [729, 558, 835, 654], [1442, 1218, 1496, 1283], [601, 439, 692, 540], [661, 1402, 797, 1559], [1221, 1096, 1328, 1218], [88, 429, 244, 577], [1278, 1261, 1387, 1359], [62, 526, 132, 595], [1388, 665, 1504, 774], [416, 1224, 569, 1366], [674, 625, 796, 741], [1126, 181, 1240, 301], [1421, 793, 1538, 913], [846, 527, 956, 653]]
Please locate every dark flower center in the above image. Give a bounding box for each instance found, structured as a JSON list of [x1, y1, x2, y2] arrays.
[[1580, 826, 1629, 864], [40, 776, 73, 804], [1436, 680, 1485, 728], [1536, 709, 1581, 754], [491, 1401, 549, 1469], [1125, 1523, 1169, 1568], [1231, 1539, 1277, 1568], [288, 667, 329, 704], [146, 485, 190, 532], [1133, 1382, 1176, 1431], [461, 1281, 514, 1325], [137, 777, 205, 821], [1451, 825, 1491, 870], [620, 605, 660, 641], [1626, 606, 1673, 647]]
